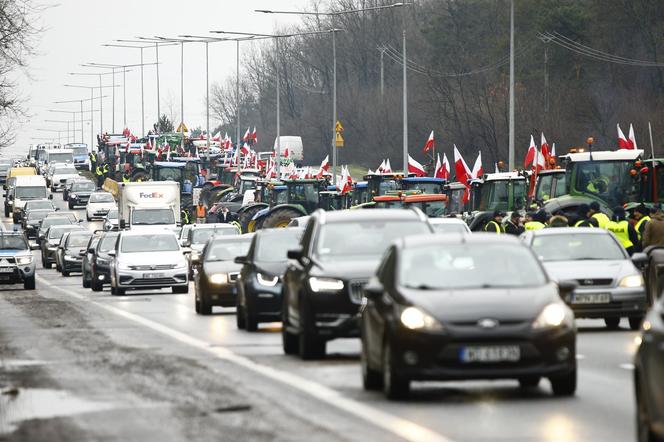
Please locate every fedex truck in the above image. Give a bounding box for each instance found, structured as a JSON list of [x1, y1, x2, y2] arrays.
[[118, 181, 180, 231]]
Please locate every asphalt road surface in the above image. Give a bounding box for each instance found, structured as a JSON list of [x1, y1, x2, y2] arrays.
[[0, 189, 640, 442]]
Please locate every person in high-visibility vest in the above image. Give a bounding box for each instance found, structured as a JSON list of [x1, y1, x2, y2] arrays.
[[484, 211, 505, 233], [588, 201, 610, 229], [524, 210, 547, 230], [573, 204, 599, 228], [632, 204, 650, 243], [195, 201, 207, 224], [607, 206, 639, 255], [181, 208, 190, 225], [121, 172, 131, 183], [95, 164, 104, 188]]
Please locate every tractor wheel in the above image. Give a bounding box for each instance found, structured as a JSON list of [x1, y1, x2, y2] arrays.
[[239, 206, 264, 233], [262, 208, 303, 229]]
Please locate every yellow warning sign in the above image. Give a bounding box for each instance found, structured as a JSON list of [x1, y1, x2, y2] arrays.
[[176, 122, 189, 133], [335, 120, 344, 133], [335, 132, 344, 148]]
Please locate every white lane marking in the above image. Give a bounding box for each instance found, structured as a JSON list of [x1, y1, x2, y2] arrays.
[[619, 363, 634, 371], [37, 276, 454, 442]]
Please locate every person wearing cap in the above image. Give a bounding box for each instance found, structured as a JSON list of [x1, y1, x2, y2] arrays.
[[644, 205, 664, 248], [548, 215, 569, 228], [524, 210, 547, 230], [484, 211, 505, 233], [589, 201, 610, 229], [505, 211, 524, 236], [632, 204, 650, 242], [607, 206, 639, 255], [573, 204, 599, 228]]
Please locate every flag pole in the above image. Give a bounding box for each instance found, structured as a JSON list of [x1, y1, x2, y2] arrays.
[[649, 121, 655, 159]]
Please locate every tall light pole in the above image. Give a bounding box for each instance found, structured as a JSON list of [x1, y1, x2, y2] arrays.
[[256, 2, 411, 178], [44, 119, 73, 143], [53, 97, 102, 143], [508, 0, 515, 171], [69, 71, 121, 136], [80, 65, 131, 133], [35, 129, 67, 144], [64, 84, 114, 148]]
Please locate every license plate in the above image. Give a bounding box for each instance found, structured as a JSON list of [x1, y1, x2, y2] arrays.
[[0, 267, 14, 273], [143, 273, 164, 279], [573, 293, 610, 304], [460, 346, 520, 363]]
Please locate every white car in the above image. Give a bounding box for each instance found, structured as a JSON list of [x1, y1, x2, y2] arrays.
[[49, 165, 80, 191], [428, 217, 471, 234], [86, 192, 116, 221], [103, 208, 119, 231]]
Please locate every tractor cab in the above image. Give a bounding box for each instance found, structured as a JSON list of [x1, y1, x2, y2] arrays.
[[319, 189, 349, 211], [400, 177, 446, 194], [477, 172, 528, 212], [363, 172, 406, 197], [351, 181, 370, 206], [445, 182, 473, 215], [169, 157, 204, 187], [259, 179, 328, 229], [402, 193, 448, 217], [534, 169, 566, 204]]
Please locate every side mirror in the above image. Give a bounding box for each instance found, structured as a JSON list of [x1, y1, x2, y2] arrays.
[[87, 247, 95, 254], [48, 194, 53, 200], [363, 279, 384, 300], [234, 255, 247, 265], [79, 250, 86, 257], [557, 280, 578, 299], [631, 252, 648, 268], [287, 248, 303, 261], [107, 250, 116, 257], [183, 240, 191, 248]]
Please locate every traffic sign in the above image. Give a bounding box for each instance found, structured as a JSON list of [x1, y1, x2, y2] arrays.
[[335, 120, 344, 133], [176, 122, 188, 133], [335, 132, 344, 148]]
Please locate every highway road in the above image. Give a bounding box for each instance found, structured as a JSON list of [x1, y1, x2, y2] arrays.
[[0, 188, 640, 442]]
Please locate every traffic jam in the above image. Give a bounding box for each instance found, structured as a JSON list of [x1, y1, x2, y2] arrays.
[[0, 130, 662, 441]]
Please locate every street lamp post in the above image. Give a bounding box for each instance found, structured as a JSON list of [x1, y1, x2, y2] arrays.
[[64, 84, 114, 148], [54, 97, 102, 143], [508, 0, 515, 171], [69, 71, 122, 137], [80, 65, 132, 134]]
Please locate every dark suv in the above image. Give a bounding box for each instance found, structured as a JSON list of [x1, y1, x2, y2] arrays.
[[281, 209, 433, 359], [67, 180, 96, 209], [89, 231, 119, 291]]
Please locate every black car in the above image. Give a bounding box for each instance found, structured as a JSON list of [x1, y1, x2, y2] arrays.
[[82, 235, 101, 288], [193, 234, 254, 315], [17, 199, 57, 223], [67, 180, 96, 209], [236, 227, 303, 331], [37, 213, 77, 245], [360, 234, 577, 399], [89, 231, 119, 291], [22, 209, 55, 239], [281, 209, 433, 360], [55, 230, 92, 276], [41, 225, 85, 269], [634, 295, 664, 442]]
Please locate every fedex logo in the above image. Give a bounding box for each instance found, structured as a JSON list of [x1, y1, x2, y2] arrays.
[[139, 192, 164, 199]]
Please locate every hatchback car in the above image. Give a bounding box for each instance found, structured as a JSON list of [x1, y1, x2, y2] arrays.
[[183, 223, 240, 274], [193, 234, 254, 315], [22, 209, 55, 239], [55, 230, 92, 276], [81, 235, 101, 288], [634, 295, 664, 442], [62, 177, 87, 201], [236, 228, 304, 331], [0, 231, 36, 289], [41, 224, 85, 269], [67, 180, 96, 209], [522, 228, 647, 330], [89, 231, 119, 291], [282, 209, 433, 359], [17, 199, 57, 223], [85, 192, 116, 221], [360, 234, 577, 399]]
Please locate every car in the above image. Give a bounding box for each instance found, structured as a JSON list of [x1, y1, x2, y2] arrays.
[[634, 295, 664, 442], [183, 223, 241, 274], [89, 231, 119, 291], [0, 162, 11, 184], [17, 199, 57, 223], [81, 234, 101, 288], [0, 231, 36, 289], [55, 230, 92, 276], [521, 228, 648, 330], [36, 215, 75, 246], [110, 229, 189, 296], [62, 177, 87, 201], [49, 164, 79, 192], [235, 228, 304, 330], [428, 217, 471, 234], [193, 234, 254, 315], [102, 208, 119, 231], [281, 208, 434, 359], [359, 234, 577, 399], [67, 180, 96, 209], [85, 192, 116, 221], [22, 209, 56, 239], [40, 224, 85, 269], [178, 224, 193, 247]]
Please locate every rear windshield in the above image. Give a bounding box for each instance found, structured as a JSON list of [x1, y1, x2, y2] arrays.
[[256, 229, 303, 262], [72, 182, 96, 192], [90, 193, 114, 203], [67, 234, 92, 248]]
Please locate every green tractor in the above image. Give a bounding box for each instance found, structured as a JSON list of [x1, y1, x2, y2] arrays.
[[261, 179, 328, 228], [467, 172, 528, 231], [236, 181, 284, 232]]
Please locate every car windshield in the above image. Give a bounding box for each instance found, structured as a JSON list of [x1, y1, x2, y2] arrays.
[[256, 229, 303, 262], [99, 234, 118, 252], [42, 218, 72, 229], [192, 227, 238, 244], [205, 238, 252, 262], [400, 243, 547, 289], [90, 193, 114, 203], [573, 160, 640, 207], [73, 147, 87, 156], [25, 200, 52, 210], [120, 234, 179, 253], [49, 153, 73, 163], [431, 222, 469, 234], [67, 234, 92, 248], [49, 226, 80, 239], [0, 164, 10, 172], [16, 186, 47, 199], [0, 235, 28, 250], [54, 167, 77, 175], [27, 210, 51, 221], [531, 233, 626, 261], [72, 182, 95, 192], [316, 220, 431, 261], [132, 209, 175, 225]]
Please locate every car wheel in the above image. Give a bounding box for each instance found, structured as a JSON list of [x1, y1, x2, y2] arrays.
[[244, 304, 258, 332], [281, 295, 299, 355], [4, 205, 8, 217], [550, 368, 577, 396], [636, 372, 657, 442], [23, 275, 35, 290], [629, 317, 644, 331], [518, 376, 541, 389], [68, 201, 73, 210], [199, 293, 212, 315], [110, 285, 117, 295], [172, 285, 189, 294], [82, 274, 91, 288], [91, 276, 102, 292], [382, 340, 410, 400], [236, 305, 246, 329], [604, 317, 621, 329], [299, 303, 326, 360], [55, 262, 61, 273], [361, 339, 383, 391], [43, 261, 52, 269], [62, 270, 70, 277]]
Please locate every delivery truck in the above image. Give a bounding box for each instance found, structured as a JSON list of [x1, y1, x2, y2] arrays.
[[118, 181, 180, 231]]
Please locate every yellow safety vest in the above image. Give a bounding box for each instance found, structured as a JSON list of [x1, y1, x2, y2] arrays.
[[95, 166, 103, 176], [592, 212, 611, 229], [122, 175, 130, 183], [484, 220, 503, 234], [635, 216, 650, 240], [524, 221, 546, 231], [607, 220, 633, 249], [574, 219, 595, 228]]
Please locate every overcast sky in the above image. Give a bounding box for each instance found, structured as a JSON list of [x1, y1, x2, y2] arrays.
[[12, 0, 312, 156]]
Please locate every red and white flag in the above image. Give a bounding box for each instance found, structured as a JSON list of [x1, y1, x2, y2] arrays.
[[629, 124, 638, 150], [377, 160, 386, 173], [408, 155, 426, 177], [551, 142, 556, 158], [422, 130, 435, 153], [524, 135, 537, 167], [240, 143, 250, 155], [251, 127, 258, 144], [339, 166, 352, 193], [242, 127, 251, 142], [541, 133, 551, 168], [618, 124, 632, 150], [453, 145, 472, 203], [384, 159, 392, 173], [471, 151, 484, 179], [316, 155, 330, 178], [434, 153, 450, 180]]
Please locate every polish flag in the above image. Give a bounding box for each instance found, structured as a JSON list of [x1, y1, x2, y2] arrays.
[[283, 147, 289, 158], [240, 143, 250, 155], [471, 151, 484, 179], [629, 124, 638, 150], [541, 133, 551, 168], [524, 135, 537, 167], [408, 155, 427, 177], [422, 130, 435, 153], [377, 160, 386, 173], [212, 132, 221, 142], [618, 124, 632, 150], [453, 145, 472, 203], [319, 155, 330, 172], [242, 127, 251, 142], [383, 159, 392, 173], [251, 127, 258, 144], [434, 153, 450, 180], [551, 143, 556, 158]]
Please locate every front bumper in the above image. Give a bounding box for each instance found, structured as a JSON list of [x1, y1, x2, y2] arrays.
[[199, 278, 237, 307], [115, 267, 188, 289], [565, 287, 647, 318], [43, 246, 58, 263], [387, 324, 576, 381], [0, 260, 36, 284], [244, 278, 283, 321], [93, 260, 112, 284], [61, 255, 83, 272], [308, 281, 364, 339], [69, 195, 91, 206]]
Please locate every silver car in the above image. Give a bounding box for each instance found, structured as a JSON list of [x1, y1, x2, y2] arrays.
[[521, 227, 647, 330], [109, 229, 189, 296]]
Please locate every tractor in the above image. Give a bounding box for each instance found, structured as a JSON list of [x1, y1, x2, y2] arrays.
[[400, 177, 446, 194], [531, 169, 566, 206], [260, 179, 329, 228], [402, 193, 448, 217], [350, 181, 371, 207], [236, 180, 284, 232], [467, 172, 528, 231]]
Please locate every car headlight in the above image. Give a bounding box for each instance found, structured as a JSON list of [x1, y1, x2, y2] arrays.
[[64, 255, 78, 261], [16, 256, 32, 265], [70, 193, 77, 199], [117, 261, 131, 270], [210, 273, 228, 284], [533, 303, 574, 329], [400, 306, 443, 331], [309, 277, 344, 293], [96, 257, 110, 266], [619, 274, 644, 288], [175, 260, 187, 269], [257, 272, 278, 287]]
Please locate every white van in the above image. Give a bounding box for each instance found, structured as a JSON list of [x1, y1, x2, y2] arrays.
[[45, 149, 74, 166], [9, 175, 49, 223], [273, 136, 304, 163]]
